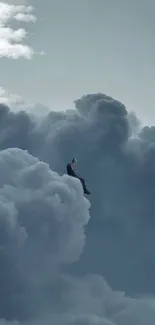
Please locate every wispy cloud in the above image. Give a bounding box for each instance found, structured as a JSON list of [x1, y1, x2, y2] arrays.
[[2, 0, 27, 4], [0, 2, 40, 59], [0, 86, 50, 116], [0, 86, 25, 107]]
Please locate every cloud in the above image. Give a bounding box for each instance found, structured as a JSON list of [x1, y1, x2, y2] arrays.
[[0, 2, 39, 59], [0, 147, 90, 321], [2, 0, 27, 4], [0, 149, 155, 325], [0, 86, 50, 115], [0, 147, 90, 266], [1, 93, 155, 324], [0, 93, 153, 295], [0, 86, 25, 107]]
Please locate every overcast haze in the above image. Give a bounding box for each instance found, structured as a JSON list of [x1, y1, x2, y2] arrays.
[[0, 0, 155, 124]]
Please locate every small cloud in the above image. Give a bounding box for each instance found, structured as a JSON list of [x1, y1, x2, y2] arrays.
[[0, 86, 25, 108], [0, 2, 42, 59], [3, 0, 27, 3], [14, 12, 37, 22], [0, 86, 50, 116]]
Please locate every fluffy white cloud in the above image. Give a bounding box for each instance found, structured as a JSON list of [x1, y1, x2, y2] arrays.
[[1, 93, 155, 297], [0, 86, 50, 116], [0, 147, 91, 323], [0, 147, 155, 325], [0, 2, 38, 58], [0, 147, 90, 266], [2, 88, 155, 324], [0, 86, 25, 107]]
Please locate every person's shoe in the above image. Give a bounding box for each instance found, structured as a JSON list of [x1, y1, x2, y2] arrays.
[[84, 188, 91, 195]]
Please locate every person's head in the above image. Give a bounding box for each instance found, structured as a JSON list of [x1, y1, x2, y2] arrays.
[[72, 157, 77, 166]]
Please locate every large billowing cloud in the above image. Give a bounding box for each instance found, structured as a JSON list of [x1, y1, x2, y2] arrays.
[[1, 93, 155, 324], [0, 147, 90, 322], [0, 149, 155, 325], [0, 2, 41, 58]]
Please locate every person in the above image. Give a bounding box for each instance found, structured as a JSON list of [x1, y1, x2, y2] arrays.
[[66, 158, 91, 195]]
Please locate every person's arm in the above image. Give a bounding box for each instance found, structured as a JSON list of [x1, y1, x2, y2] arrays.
[[67, 164, 77, 177], [72, 170, 77, 177], [70, 166, 77, 177]]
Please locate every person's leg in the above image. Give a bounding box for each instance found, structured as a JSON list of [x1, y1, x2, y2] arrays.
[[78, 177, 91, 194], [78, 177, 85, 188]]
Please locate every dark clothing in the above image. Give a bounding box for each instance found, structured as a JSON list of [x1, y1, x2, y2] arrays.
[[67, 163, 77, 177], [66, 163, 91, 195], [78, 177, 85, 188]]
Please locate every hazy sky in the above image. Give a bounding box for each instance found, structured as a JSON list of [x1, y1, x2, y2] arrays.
[[2, 3, 155, 323], [1, 0, 155, 124]]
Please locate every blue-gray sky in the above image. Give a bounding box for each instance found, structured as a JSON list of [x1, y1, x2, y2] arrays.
[[1, 0, 155, 124], [2, 2, 155, 324]]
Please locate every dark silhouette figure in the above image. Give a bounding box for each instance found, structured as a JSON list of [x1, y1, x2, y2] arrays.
[[67, 158, 91, 195]]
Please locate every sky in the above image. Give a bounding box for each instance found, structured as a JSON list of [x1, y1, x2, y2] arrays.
[[1, 1, 155, 325], [0, 0, 155, 124]]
